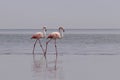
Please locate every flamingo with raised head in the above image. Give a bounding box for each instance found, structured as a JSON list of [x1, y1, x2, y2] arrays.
[[31, 26, 47, 55], [44, 27, 65, 68]]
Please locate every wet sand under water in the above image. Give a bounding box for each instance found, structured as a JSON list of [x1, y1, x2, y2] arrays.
[[0, 55, 63, 80], [0, 55, 120, 80]]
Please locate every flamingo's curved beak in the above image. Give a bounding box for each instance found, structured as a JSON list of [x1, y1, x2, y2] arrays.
[[45, 29, 47, 32], [43, 26, 47, 32], [63, 29, 65, 32]]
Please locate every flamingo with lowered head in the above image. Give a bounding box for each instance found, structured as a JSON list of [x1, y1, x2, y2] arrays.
[[31, 26, 47, 55], [44, 27, 65, 68]]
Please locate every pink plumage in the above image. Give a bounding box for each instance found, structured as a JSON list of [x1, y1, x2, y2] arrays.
[[44, 27, 65, 69], [31, 32, 44, 39], [47, 27, 64, 39], [47, 32, 61, 39], [31, 27, 47, 55]]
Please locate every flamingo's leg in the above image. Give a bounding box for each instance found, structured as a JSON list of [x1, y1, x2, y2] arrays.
[[44, 39, 52, 67], [44, 39, 52, 56], [33, 39, 38, 55], [38, 39, 44, 53], [54, 39, 58, 70]]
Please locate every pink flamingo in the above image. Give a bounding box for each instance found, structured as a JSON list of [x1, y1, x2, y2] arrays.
[[44, 27, 65, 68], [31, 26, 47, 55]]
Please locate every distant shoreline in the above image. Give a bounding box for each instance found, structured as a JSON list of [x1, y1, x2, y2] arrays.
[[1, 28, 120, 30]]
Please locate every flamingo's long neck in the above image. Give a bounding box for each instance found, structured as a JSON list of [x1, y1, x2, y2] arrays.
[[59, 29, 64, 38], [43, 29, 46, 37]]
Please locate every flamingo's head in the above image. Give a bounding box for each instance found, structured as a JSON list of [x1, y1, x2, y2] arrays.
[[43, 26, 47, 32], [59, 27, 65, 32]]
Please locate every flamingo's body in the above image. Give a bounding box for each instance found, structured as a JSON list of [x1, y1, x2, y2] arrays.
[[31, 32, 44, 39], [31, 27, 47, 54], [47, 32, 61, 39], [44, 27, 65, 69]]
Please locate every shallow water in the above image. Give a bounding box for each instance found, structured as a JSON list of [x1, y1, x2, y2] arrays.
[[1, 29, 120, 55], [1, 55, 120, 80], [1, 29, 120, 80], [0, 55, 64, 80]]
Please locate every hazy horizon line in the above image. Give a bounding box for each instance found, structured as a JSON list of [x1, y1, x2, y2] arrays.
[[1, 28, 120, 30]]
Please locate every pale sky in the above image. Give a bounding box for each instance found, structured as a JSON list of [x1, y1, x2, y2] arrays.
[[0, 0, 120, 29]]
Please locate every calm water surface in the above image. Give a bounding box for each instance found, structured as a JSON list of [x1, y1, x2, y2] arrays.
[[0, 29, 120, 55]]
